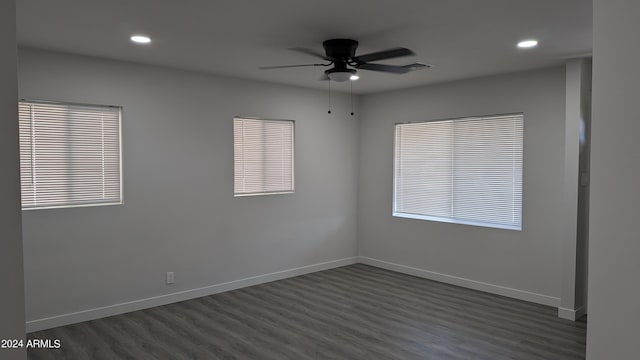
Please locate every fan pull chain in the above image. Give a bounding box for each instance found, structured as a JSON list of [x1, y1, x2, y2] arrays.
[[350, 80, 355, 116], [327, 80, 332, 114]]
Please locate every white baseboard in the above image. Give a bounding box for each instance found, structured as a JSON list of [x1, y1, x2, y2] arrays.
[[358, 256, 560, 307], [558, 306, 586, 321], [26, 257, 357, 333], [27, 255, 573, 332]]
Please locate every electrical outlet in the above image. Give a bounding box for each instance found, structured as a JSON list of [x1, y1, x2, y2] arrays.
[[166, 272, 175, 284]]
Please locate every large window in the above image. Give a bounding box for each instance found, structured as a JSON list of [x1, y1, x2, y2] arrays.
[[234, 117, 294, 196], [393, 114, 523, 230], [19, 101, 122, 209]]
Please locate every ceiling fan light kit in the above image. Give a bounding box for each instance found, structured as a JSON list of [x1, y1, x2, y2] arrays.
[[326, 68, 357, 82]]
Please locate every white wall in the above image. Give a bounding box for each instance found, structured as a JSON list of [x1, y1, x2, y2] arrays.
[[18, 48, 359, 328], [587, 0, 640, 358], [358, 68, 568, 305], [0, 1, 26, 359]]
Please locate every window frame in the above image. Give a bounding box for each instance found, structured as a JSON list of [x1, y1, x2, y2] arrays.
[[18, 99, 124, 211], [233, 116, 295, 197], [392, 113, 524, 231]]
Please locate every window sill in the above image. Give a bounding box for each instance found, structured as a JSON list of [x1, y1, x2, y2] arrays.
[[22, 201, 123, 211], [392, 212, 521, 231], [234, 191, 295, 197]]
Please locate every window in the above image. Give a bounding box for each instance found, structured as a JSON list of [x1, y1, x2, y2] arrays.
[[234, 117, 294, 196], [394, 114, 523, 230], [19, 101, 122, 209]]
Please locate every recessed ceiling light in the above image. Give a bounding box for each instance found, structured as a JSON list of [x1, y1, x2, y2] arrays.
[[517, 39, 538, 49], [350, 75, 360, 81], [130, 35, 151, 44]]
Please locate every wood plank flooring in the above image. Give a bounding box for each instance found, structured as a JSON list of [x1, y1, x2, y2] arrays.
[[27, 264, 586, 359]]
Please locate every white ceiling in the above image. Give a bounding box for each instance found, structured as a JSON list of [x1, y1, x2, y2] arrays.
[[17, 0, 592, 94]]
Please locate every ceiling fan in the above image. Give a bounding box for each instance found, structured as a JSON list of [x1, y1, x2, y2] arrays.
[[259, 39, 430, 82]]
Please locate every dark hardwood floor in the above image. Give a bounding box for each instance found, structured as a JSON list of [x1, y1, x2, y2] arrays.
[[27, 264, 586, 359]]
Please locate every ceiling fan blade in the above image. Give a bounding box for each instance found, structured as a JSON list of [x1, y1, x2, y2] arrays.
[[354, 47, 414, 63], [259, 63, 329, 70], [403, 63, 432, 71], [356, 63, 412, 74], [290, 47, 333, 61], [357, 62, 432, 74]]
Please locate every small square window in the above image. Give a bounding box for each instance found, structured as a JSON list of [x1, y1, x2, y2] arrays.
[[19, 101, 122, 210], [234, 117, 295, 196]]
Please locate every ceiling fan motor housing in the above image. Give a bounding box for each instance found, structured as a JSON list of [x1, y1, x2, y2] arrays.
[[323, 39, 359, 62], [323, 39, 359, 81]]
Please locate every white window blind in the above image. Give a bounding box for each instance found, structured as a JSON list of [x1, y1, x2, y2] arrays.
[[394, 114, 523, 230], [19, 101, 122, 209], [234, 117, 294, 196]]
